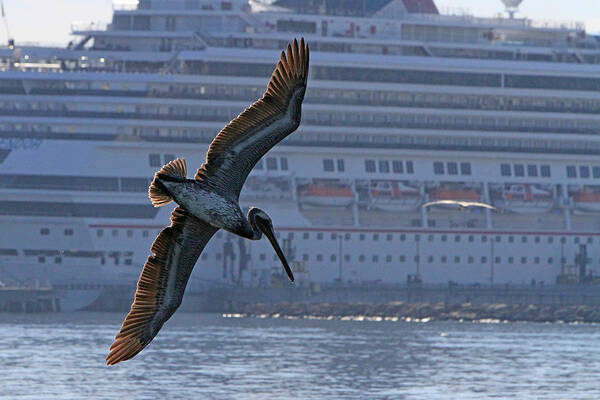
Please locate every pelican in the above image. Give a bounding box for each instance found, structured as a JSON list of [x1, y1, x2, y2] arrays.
[[422, 200, 497, 211], [106, 38, 309, 365]]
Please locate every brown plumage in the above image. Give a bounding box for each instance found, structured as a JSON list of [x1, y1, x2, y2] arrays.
[[106, 38, 309, 365]]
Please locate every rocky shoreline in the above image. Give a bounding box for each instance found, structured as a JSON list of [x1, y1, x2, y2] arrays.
[[230, 302, 600, 323]]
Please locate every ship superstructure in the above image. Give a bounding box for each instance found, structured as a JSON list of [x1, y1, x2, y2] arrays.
[[1, 0, 600, 299]]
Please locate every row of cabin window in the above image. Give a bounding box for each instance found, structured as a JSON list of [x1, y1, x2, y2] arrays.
[[365, 160, 414, 174], [295, 254, 570, 265], [254, 157, 288, 171], [500, 163, 551, 178], [39, 227, 596, 245], [149, 153, 176, 167], [323, 158, 345, 172], [566, 165, 600, 179], [433, 162, 471, 176], [35, 256, 133, 265]]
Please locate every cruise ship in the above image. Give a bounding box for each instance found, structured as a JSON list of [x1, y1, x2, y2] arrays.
[[1, 0, 600, 307]]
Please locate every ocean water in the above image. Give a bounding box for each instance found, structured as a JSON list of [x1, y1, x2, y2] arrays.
[[1, 312, 599, 400]]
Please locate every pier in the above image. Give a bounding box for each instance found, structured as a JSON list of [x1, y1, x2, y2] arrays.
[[0, 286, 60, 313]]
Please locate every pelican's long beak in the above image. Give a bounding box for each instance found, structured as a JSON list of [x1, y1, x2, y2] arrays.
[[257, 219, 294, 283]]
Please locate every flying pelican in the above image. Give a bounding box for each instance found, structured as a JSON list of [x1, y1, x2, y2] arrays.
[[422, 200, 497, 211], [106, 38, 309, 365]]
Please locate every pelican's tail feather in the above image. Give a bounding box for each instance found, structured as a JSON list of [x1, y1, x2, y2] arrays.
[[148, 158, 187, 207]]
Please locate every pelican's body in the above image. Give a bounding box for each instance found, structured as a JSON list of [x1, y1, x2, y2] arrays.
[[106, 38, 309, 365], [160, 179, 247, 235]]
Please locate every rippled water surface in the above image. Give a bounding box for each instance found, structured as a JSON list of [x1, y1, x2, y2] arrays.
[[1, 312, 600, 399]]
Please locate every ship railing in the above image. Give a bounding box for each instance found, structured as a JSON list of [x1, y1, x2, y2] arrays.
[[113, 1, 139, 11], [71, 21, 109, 33], [411, 12, 584, 31]]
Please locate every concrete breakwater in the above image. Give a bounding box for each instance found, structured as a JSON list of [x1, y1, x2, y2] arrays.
[[235, 302, 600, 323]]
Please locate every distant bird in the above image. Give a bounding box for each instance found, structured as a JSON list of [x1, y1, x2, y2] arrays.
[[422, 200, 497, 211], [106, 38, 309, 365]]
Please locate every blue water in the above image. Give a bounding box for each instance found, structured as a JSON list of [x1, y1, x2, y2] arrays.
[[1, 312, 599, 399]]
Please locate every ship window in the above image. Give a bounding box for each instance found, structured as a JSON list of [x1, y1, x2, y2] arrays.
[[428, 255, 434, 263], [392, 161, 404, 173], [574, 237, 580, 244], [259, 253, 266, 261], [548, 257, 553, 264], [303, 254, 309, 261], [303, 232, 309, 240], [593, 166, 600, 179], [55, 257, 62, 264], [97, 229, 103, 237], [280, 158, 288, 171], [433, 162, 444, 175], [406, 161, 414, 174], [40, 228, 50, 236], [481, 236, 488, 243], [266, 157, 277, 170], [541, 165, 551, 177], [386, 234, 392, 241], [500, 164, 511, 176], [398, 255, 405, 262], [164, 154, 175, 163], [359, 255, 365, 262], [468, 235, 474, 242], [373, 234, 379, 241], [514, 164, 524, 177], [566, 165, 577, 178], [481, 256, 487, 263], [379, 160, 390, 173], [441, 256, 447, 263], [127, 230, 133, 238], [580, 166, 590, 179], [38, 256, 45, 263], [560, 237, 566, 244], [344, 255, 350, 262], [64, 228, 73, 236], [521, 257, 527, 264], [323, 159, 334, 172], [337, 159, 345, 172], [508, 256, 514, 264], [495, 236, 501, 243], [548, 236, 554, 243], [201, 253, 208, 260], [142, 230, 149, 238], [255, 159, 264, 170], [316, 254, 323, 261], [588, 237, 593, 244], [527, 165, 538, 177], [372, 255, 379, 262], [400, 234, 406, 241], [534, 256, 540, 264], [360, 234, 365, 241], [535, 236, 540, 243], [345, 233, 351, 240], [428, 234, 434, 242], [149, 153, 161, 167], [508, 236, 514, 243], [441, 235, 447, 242], [365, 160, 376, 173], [331, 233, 337, 240], [454, 256, 460, 263], [447, 162, 458, 175], [521, 236, 527, 243], [330, 254, 336, 262], [317, 233, 323, 240], [454, 235, 460, 242], [495, 256, 501, 264], [460, 162, 471, 176]]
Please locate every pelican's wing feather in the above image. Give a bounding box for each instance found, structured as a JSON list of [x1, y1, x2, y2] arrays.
[[106, 207, 218, 365], [195, 38, 309, 197]]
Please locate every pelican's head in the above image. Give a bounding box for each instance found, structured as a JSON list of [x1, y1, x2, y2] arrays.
[[248, 207, 294, 283]]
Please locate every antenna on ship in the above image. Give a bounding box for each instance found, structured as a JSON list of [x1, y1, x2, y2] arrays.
[[0, 0, 13, 49], [501, 0, 523, 19]]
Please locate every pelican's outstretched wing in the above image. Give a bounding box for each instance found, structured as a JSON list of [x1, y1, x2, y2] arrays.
[[106, 207, 218, 365], [195, 38, 309, 198]]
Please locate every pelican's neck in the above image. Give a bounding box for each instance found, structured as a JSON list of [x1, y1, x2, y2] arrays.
[[246, 207, 265, 240]]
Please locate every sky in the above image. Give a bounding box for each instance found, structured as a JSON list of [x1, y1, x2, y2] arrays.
[[0, 0, 599, 46]]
